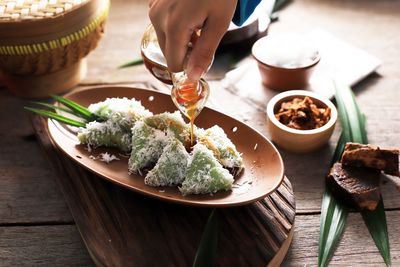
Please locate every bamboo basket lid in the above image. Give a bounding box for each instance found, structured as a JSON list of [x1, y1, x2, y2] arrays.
[[0, 0, 89, 21], [0, 0, 109, 47], [0, 0, 109, 97]]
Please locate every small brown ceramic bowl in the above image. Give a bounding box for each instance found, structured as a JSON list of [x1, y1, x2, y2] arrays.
[[266, 90, 337, 153], [252, 36, 320, 91]]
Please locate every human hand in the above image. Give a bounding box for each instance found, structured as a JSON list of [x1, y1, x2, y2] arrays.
[[149, 0, 237, 81]]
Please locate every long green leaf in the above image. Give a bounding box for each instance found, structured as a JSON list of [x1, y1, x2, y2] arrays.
[[24, 107, 86, 127], [330, 132, 346, 166], [336, 83, 391, 265], [319, 82, 391, 266], [318, 189, 348, 267], [118, 58, 144, 69], [334, 81, 367, 144], [31, 101, 78, 116], [319, 130, 349, 267], [192, 209, 218, 267], [362, 200, 391, 266], [51, 95, 95, 121]]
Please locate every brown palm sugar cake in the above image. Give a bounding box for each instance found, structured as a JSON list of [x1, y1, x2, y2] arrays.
[[327, 162, 381, 211], [341, 142, 400, 177], [275, 96, 331, 130]]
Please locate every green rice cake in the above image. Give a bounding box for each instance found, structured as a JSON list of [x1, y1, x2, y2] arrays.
[[144, 111, 191, 146], [88, 97, 153, 130], [128, 121, 169, 175], [180, 144, 234, 195], [78, 120, 131, 153], [198, 125, 243, 171], [145, 138, 190, 187]]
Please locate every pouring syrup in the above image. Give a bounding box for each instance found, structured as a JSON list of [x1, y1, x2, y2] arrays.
[[141, 25, 210, 146], [171, 73, 210, 146]]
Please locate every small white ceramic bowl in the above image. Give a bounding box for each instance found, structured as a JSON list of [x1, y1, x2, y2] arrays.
[[266, 90, 337, 153]]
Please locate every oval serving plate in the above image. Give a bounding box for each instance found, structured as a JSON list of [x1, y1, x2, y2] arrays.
[[48, 86, 284, 207]]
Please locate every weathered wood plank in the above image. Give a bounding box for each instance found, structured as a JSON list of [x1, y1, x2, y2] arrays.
[[0, 89, 72, 224], [283, 210, 400, 266], [0, 225, 94, 266], [0, 211, 398, 266], [84, 0, 151, 84]]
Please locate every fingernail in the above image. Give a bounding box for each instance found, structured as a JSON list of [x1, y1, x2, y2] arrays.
[[187, 66, 204, 81]]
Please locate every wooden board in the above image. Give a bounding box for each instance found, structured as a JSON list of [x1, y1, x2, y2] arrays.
[[31, 114, 296, 266]]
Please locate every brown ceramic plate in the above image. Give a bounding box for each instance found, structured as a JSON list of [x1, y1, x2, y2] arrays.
[[48, 86, 284, 207]]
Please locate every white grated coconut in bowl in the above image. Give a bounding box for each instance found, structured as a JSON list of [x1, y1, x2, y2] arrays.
[[253, 33, 319, 69]]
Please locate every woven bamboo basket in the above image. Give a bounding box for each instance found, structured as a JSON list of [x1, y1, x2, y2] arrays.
[[0, 0, 109, 98]]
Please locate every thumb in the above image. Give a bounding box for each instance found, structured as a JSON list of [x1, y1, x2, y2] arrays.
[[186, 18, 227, 81]]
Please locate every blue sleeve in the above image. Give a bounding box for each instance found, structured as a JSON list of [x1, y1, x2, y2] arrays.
[[232, 0, 263, 26]]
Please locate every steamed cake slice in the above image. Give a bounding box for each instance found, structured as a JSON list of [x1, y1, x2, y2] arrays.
[[128, 121, 169, 174], [180, 144, 234, 195], [145, 138, 190, 186]]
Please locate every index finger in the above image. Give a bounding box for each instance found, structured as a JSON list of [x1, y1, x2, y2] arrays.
[[164, 22, 194, 73], [186, 16, 228, 81]]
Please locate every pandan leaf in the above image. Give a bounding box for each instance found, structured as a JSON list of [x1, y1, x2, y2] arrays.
[[362, 200, 391, 266], [51, 95, 95, 121], [318, 82, 391, 266], [24, 107, 86, 127], [31, 102, 79, 116], [118, 58, 144, 69], [318, 189, 348, 267], [336, 82, 391, 265], [334, 81, 367, 144], [192, 209, 218, 267], [319, 132, 349, 267], [330, 132, 347, 166]]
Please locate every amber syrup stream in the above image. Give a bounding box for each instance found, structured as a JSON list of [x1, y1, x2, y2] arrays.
[[171, 78, 209, 146]]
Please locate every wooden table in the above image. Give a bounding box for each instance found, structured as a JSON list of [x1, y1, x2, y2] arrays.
[[1, 0, 399, 265]]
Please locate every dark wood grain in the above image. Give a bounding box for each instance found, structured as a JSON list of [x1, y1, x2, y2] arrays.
[[0, 211, 398, 266], [284, 211, 400, 266], [0, 225, 94, 266], [0, 89, 72, 224], [31, 114, 295, 266]]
